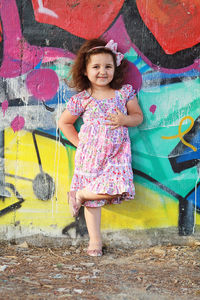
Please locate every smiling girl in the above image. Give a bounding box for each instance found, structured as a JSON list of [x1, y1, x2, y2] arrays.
[[58, 38, 143, 256]]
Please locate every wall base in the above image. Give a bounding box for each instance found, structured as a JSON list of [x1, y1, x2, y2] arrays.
[[0, 226, 199, 249]]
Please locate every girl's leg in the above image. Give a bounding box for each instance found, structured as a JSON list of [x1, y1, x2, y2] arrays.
[[78, 189, 119, 202], [68, 189, 120, 217], [84, 206, 102, 255]]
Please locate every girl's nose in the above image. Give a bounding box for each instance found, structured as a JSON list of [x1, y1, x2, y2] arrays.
[[99, 67, 106, 73]]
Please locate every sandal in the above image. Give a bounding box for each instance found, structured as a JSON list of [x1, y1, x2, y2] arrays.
[[87, 242, 103, 257], [67, 191, 82, 217]]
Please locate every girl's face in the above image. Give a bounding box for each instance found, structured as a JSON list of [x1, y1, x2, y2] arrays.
[[85, 53, 115, 89]]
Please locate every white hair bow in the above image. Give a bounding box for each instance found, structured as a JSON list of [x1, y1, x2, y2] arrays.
[[105, 40, 124, 66]]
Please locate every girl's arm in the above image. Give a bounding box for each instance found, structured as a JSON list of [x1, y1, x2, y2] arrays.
[[58, 109, 79, 147], [107, 96, 143, 129]]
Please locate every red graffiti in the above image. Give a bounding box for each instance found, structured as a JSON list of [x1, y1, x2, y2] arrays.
[[31, 0, 124, 39], [136, 0, 200, 54]]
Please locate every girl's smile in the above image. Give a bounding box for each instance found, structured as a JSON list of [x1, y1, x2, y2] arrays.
[[85, 53, 115, 90]]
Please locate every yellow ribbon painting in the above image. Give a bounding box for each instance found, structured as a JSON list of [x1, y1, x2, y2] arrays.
[[162, 116, 197, 152]]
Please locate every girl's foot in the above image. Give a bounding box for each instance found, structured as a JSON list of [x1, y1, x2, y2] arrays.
[[67, 191, 82, 217], [87, 242, 103, 257]]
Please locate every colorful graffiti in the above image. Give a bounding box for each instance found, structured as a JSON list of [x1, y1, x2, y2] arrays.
[[0, 0, 199, 239]]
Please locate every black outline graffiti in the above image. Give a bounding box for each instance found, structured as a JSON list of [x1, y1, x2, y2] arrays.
[[42, 100, 55, 112], [32, 131, 43, 173], [134, 169, 184, 201], [169, 116, 200, 173], [185, 182, 200, 209], [0, 17, 3, 67], [0, 182, 24, 217], [134, 169, 199, 214], [16, 0, 84, 53]]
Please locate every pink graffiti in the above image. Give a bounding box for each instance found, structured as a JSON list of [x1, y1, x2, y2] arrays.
[[1, 100, 9, 117], [149, 104, 157, 114], [0, 0, 74, 78], [26, 69, 59, 101], [124, 61, 142, 93], [11, 116, 25, 132]]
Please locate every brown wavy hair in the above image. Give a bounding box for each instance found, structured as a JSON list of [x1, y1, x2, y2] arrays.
[[67, 39, 127, 91]]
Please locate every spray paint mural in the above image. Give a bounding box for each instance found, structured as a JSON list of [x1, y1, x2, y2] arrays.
[[0, 0, 199, 239]]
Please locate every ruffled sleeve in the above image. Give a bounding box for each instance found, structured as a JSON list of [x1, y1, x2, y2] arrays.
[[121, 84, 136, 102], [65, 93, 85, 116]]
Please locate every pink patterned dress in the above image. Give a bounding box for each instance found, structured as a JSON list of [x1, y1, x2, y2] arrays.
[[66, 84, 136, 207]]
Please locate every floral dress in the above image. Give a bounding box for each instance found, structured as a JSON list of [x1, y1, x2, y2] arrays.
[[66, 84, 136, 207]]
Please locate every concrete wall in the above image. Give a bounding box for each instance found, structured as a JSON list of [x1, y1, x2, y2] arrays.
[[0, 0, 199, 240]]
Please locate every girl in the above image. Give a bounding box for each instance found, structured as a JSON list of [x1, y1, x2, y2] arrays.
[[58, 39, 143, 257]]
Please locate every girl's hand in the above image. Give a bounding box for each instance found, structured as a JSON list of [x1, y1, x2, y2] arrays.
[[106, 107, 126, 129]]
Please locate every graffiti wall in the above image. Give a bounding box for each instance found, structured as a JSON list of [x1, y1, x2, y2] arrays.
[[0, 0, 199, 239]]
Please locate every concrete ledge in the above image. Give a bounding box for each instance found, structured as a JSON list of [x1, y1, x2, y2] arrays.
[[102, 226, 200, 249], [0, 226, 199, 248]]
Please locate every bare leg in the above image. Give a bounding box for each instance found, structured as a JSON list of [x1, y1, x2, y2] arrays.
[[67, 189, 119, 218], [78, 189, 119, 202], [68, 189, 121, 219], [84, 206, 102, 253]]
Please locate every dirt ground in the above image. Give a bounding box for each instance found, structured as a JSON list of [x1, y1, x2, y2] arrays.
[[0, 241, 200, 300]]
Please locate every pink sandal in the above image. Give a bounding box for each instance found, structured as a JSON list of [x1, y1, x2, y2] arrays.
[[87, 243, 103, 257], [67, 191, 82, 217], [87, 249, 103, 257]]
